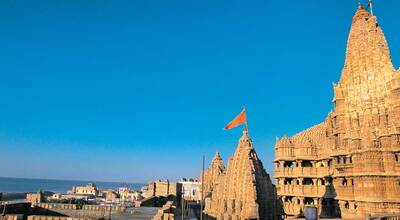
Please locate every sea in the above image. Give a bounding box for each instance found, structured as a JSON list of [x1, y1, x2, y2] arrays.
[[0, 177, 144, 193]]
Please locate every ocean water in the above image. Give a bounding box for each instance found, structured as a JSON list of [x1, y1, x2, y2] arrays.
[[0, 177, 144, 193]]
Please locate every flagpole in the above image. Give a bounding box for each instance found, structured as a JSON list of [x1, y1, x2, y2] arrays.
[[200, 155, 205, 220], [243, 105, 248, 132]]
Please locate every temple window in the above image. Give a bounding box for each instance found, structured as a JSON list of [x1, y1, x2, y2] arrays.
[[302, 178, 313, 185], [284, 178, 293, 185], [345, 201, 350, 209], [321, 179, 326, 186], [342, 178, 348, 186], [284, 161, 294, 168], [296, 179, 300, 185], [349, 157, 353, 163], [301, 160, 313, 167], [304, 198, 314, 205], [373, 140, 380, 148], [284, 196, 293, 202], [395, 153, 399, 162], [224, 200, 227, 211], [334, 134, 339, 146]]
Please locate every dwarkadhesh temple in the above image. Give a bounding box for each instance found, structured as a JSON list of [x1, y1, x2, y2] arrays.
[[274, 3, 400, 219], [201, 3, 400, 220]]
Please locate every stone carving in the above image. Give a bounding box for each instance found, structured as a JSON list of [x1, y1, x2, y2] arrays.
[[205, 129, 276, 219], [274, 4, 400, 218], [202, 152, 226, 198]]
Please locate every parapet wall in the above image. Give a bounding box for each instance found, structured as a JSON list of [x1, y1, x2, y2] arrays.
[[33, 203, 127, 219], [82, 205, 126, 212], [0, 215, 23, 220], [27, 215, 89, 220], [36, 203, 126, 212], [37, 203, 77, 210]]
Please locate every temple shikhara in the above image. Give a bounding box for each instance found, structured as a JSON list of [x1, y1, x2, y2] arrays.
[[203, 129, 277, 219], [274, 3, 400, 219]]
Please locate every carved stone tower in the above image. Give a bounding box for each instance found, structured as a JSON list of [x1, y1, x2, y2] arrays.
[[203, 152, 226, 198], [274, 3, 400, 218], [205, 129, 276, 220]]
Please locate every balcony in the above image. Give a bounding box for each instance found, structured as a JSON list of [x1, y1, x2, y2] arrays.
[[274, 167, 330, 177], [277, 184, 334, 198], [282, 202, 301, 216]]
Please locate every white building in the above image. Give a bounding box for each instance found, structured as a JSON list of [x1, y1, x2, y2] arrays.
[[179, 178, 201, 201]]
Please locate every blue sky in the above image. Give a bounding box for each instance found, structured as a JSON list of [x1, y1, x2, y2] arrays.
[[0, 0, 399, 183]]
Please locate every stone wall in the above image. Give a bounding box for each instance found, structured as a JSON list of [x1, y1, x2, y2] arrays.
[[27, 215, 89, 220], [37, 203, 77, 210], [0, 215, 23, 220], [151, 201, 175, 220], [144, 181, 182, 198]]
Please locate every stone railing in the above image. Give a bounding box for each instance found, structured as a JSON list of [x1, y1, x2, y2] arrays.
[[277, 184, 334, 198], [37, 203, 78, 210], [82, 205, 126, 212], [0, 215, 23, 220], [27, 216, 89, 220], [334, 185, 355, 200], [294, 147, 317, 158], [36, 203, 126, 213], [275, 167, 330, 177]]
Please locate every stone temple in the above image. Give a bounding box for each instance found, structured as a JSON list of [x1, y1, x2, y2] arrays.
[[274, 3, 400, 218], [203, 152, 225, 198], [204, 129, 277, 219]]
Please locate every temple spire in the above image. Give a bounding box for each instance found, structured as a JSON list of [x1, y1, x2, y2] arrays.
[[336, 2, 395, 114]]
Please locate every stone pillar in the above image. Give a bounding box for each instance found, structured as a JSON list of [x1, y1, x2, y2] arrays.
[[313, 198, 318, 206], [297, 160, 303, 167], [299, 178, 304, 185], [299, 197, 304, 205]]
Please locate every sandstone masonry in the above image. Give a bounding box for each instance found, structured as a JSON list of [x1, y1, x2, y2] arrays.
[[274, 4, 400, 218]]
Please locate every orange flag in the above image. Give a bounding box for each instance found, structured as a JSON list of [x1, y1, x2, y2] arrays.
[[224, 108, 247, 130]]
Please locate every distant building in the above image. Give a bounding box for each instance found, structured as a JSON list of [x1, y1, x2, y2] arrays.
[[26, 190, 45, 205], [119, 187, 142, 202], [71, 182, 98, 196], [179, 178, 201, 201], [105, 190, 119, 202], [49, 193, 62, 200], [142, 180, 181, 198]]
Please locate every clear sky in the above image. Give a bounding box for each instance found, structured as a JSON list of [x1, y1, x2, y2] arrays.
[[0, 0, 399, 183]]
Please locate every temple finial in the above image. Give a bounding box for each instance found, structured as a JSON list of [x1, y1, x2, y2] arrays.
[[358, 2, 363, 10]]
